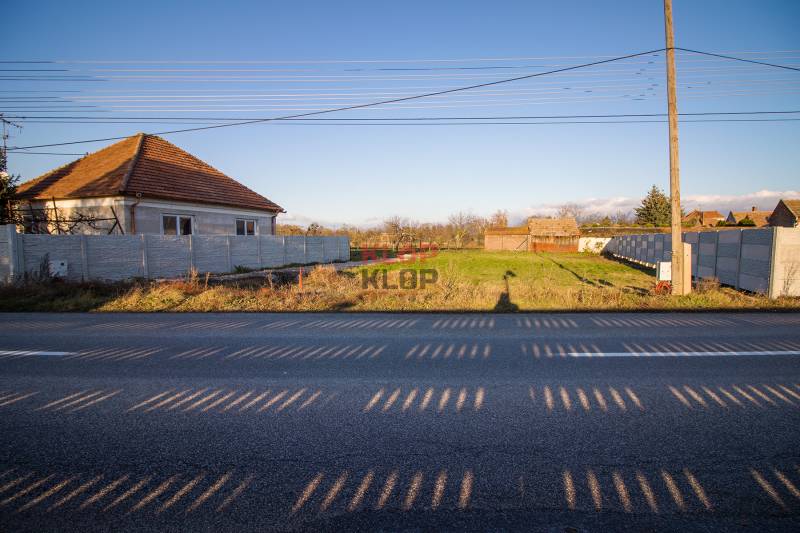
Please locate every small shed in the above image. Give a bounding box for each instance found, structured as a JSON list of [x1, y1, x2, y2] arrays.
[[484, 217, 580, 252]]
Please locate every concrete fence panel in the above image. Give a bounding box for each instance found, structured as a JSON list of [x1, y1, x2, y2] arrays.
[[86, 235, 146, 281], [230, 236, 261, 271], [771, 227, 800, 298], [0, 226, 12, 282], [145, 236, 191, 279], [284, 236, 307, 265], [739, 228, 773, 294], [192, 235, 230, 274], [22, 234, 85, 282], [577, 237, 611, 253], [305, 237, 324, 264], [696, 231, 718, 280], [259, 236, 286, 268], [0, 226, 349, 282], [716, 230, 741, 287], [607, 227, 800, 297]]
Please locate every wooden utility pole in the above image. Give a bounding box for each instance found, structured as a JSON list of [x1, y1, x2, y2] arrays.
[[663, 0, 689, 295]]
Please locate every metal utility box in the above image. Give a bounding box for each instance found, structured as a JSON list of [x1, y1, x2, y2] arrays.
[[657, 261, 672, 281]]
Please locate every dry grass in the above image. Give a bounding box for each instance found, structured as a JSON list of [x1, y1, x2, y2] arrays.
[[1, 251, 798, 312]]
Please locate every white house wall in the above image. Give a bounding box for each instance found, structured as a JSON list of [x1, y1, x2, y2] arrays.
[[21, 197, 278, 236], [124, 198, 277, 236]]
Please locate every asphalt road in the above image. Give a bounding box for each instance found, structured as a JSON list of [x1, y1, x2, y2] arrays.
[[0, 311, 799, 532]]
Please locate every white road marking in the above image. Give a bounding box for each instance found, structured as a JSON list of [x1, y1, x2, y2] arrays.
[[0, 350, 74, 357], [568, 350, 800, 357]]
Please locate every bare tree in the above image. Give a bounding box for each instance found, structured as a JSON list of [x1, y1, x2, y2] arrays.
[[556, 203, 584, 221], [447, 212, 471, 249], [612, 210, 633, 225], [382, 216, 416, 250], [306, 222, 323, 236], [488, 209, 509, 228], [11, 204, 113, 234]]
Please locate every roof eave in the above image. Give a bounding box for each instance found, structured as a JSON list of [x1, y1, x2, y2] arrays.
[[121, 192, 283, 214]]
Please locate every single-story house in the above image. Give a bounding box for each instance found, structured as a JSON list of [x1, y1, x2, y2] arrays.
[[15, 133, 284, 235], [725, 207, 772, 227], [768, 199, 800, 227], [485, 217, 580, 252], [682, 210, 725, 227]]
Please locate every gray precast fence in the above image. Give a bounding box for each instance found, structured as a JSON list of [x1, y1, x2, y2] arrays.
[[606, 227, 800, 298], [0, 225, 350, 283]]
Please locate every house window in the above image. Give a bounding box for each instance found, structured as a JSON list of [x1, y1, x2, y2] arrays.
[[162, 215, 193, 236], [236, 218, 256, 236]]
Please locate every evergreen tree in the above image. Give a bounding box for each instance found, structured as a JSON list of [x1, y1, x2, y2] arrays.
[[0, 146, 20, 225], [634, 185, 672, 226]]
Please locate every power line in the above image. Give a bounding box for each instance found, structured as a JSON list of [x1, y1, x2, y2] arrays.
[[8, 48, 798, 65], [6, 48, 666, 150], [7, 151, 88, 155], [5, 118, 799, 134], [9, 47, 800, 151], [4, 110, 799, 121], [676, 48, 800, 72]]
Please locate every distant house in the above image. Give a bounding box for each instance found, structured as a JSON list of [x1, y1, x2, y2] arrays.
[[768, 199, 800, 227], [682, 210, 725, 227], [725, 207, 772, 227], [15, 133, 284, 235], [485, 217, 580, 252]]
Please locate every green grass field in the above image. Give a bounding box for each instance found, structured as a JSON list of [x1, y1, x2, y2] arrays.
[[1, 250, 797, 312], [377, 250, 653, 289]]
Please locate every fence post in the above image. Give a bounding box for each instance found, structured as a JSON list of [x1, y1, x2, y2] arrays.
[[768, 227, 779, 298], [80, 235, 89, 281], [188, 235, 195, 273], [734, 229, 743, 289], [712, 231, 720, 279], [226, 235, 232, 272], [141, 234, 149, 279], [5, 225, 20, 281]]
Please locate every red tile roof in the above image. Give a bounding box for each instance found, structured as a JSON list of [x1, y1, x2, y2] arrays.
[[527, 217, 580, 236], [782, 199, 800, 218], [16, 133, 283, 213], [484, 217, 580, 237], [728, 210, 772, 227], [683, 210, 725, 225]]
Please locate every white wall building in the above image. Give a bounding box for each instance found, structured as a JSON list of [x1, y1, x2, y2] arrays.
[[15, 133, 283, 236]]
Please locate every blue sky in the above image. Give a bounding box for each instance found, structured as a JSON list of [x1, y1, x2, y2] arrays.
[[5, 0, 799, 226]]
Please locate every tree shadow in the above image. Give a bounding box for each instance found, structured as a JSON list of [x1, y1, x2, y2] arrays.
[[494, 270, 519, 312], [546, 256, 597, 287]]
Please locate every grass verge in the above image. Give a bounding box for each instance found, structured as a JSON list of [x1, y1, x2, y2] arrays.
[[0, 251, 797, 312]]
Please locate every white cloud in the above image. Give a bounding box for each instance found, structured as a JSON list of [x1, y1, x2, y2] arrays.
[[510, 189, 800, 222], [280, 189, 800, 228]]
